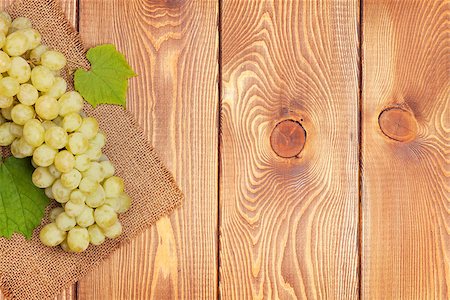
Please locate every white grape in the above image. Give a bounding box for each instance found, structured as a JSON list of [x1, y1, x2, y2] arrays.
[[0, 12, 11, 24], [41, 50, 66, 71], [65, 200, 85, 217], [35, 95, 59, 120], [8, 56, 31, 83], [0, 76, 20, 97], [10, 139, 25, 158], [0, 122, 15, 146], [11, 103, 34, 125], [9, 141, 21, 158], [17, 83, 38, 105], [76, 206, 95, 228], [83, 162, 104, 182], [0, 95, 13, 109], [23, 119, 44, 147], [33, 144, 57, 167], [31, 65, 55, 92], [16, 137, 34, 156], [45, 77, 67, 99], [67, 132, 88, 155], [60, 239, 72, 252], [42, 121, 56, 130], [67, 226, 89, 252], [85, 184, 105, 208], [3, 30, 28, 56], [103, 176, 125, 198], [85, 146, 103, 161], [74, 154, 91, 172], [1, 104, 13, 120], [53, 115, 63, 126], [61, 112, 82, 132], [44, 126, 68, 149], [0, 32, 5, 48], [102, 220, 122, 239], [54, 150, 75, 173], [45, 186, 54, 199], [11, 17, 31, 31], [55, 212, 76, 231], [88, 224, 105, 245], [48, 164, 62, 178], [58, 91, 84, 116], [29, 44, 48, 64], [39, 223, 66, 247], [0, 50, 11, 72], [20, 28, 41, 49], [41, 120, 56, 131], [77, 117, 98, 139], [105, 192, 131, 214], [49, 206, 64, 222], [61, 169, 82, 190], [0, 14, 10, 35], [100, 160, 115, 179], [70, 189, 86, 204], [79, 177, 98, 194], [51, 179, 72, 203], [32, 166, 55, 188], [90, 132, 106, 149], [94, 204, 117, 229], [8, 122, 23, 137], [85, 146, 104, 163]]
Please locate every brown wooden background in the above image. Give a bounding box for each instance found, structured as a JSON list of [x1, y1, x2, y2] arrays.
[[1, 0, 448, 299]]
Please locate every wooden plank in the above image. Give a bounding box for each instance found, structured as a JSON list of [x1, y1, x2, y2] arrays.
[[220, 0, 360, 298], [0, 1, 78, 299], [361, 0, 449, 298], [76, 0, 219, 299]]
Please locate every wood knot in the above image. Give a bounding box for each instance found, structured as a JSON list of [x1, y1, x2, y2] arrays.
[[270, 120, 306, 158], [378, 107, 417, 142]]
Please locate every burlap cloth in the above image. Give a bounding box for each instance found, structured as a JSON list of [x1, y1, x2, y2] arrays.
[[0, 0, 183, 299]]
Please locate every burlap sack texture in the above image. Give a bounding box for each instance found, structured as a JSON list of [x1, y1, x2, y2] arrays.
[[0, 0, 183, 299]]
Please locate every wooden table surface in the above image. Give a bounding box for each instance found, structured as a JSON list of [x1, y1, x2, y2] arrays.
[[1, 0, 448, 299]]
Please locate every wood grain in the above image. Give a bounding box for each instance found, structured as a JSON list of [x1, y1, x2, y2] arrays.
[[220, 0, 360, 298], [361, 0, 450, 298], [0, 0, 77, 299], [76, 0, 219, 299]]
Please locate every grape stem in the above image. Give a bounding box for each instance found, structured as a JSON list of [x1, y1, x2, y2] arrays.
[[26, 60, 36, 68]]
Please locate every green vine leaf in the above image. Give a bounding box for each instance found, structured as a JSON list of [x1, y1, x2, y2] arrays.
[[74, 44, 136, 107], [0, 157, 49, 239]]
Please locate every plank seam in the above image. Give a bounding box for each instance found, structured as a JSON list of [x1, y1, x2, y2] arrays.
[[75, 0, 80, 31], [217, 0, 223, 299], [358, 0, 364, 299]]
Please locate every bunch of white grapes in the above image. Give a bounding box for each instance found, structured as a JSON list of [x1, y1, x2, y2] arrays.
[[0, 13, 131, 252]]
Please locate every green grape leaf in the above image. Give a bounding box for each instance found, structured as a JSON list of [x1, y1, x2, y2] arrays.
[[74, 44, 136, 107], [0, 157, 49, 239]]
